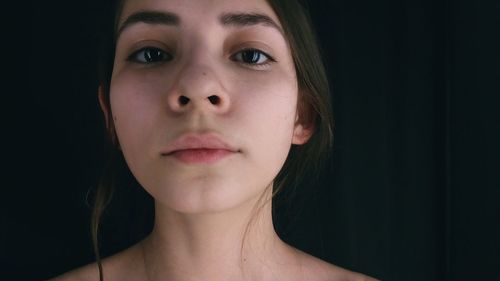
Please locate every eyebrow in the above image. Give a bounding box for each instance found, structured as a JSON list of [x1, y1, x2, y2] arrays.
[[116, 10, 179, 39], [219, 12, 282, 33], [116, 10, 283, 40]]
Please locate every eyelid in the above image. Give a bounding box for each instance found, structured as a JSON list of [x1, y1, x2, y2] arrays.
[[231, 48, 276, 65], [229, 41, 276, 57], [125, 40, 174, 63], [127, 47, 167, 62], [228, 40, 278, 66], [228, 43, 278, 71]]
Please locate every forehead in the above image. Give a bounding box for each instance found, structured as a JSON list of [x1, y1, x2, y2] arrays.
[[118, 0, 281, 29]]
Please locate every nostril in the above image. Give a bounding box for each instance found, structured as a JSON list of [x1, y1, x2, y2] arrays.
[[179, 96, 190, 105], [208, 95, 220, 105]]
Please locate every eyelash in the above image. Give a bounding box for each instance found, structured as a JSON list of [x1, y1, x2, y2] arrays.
[[126, 47, 276, 68], [231, 48, 276, 67], [127, 47, 173, 65]]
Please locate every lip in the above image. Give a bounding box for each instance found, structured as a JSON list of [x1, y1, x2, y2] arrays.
[[161, 133, 239, 164]]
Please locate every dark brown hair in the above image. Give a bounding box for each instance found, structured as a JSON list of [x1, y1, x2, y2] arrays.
[[91, 0, 333, 280]]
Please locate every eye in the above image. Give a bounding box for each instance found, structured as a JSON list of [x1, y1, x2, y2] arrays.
[[127, 47, 172, 64], [231, 49, 275, 66]]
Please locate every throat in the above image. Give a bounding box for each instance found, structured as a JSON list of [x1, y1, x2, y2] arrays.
[[137, 196, 296, 281]]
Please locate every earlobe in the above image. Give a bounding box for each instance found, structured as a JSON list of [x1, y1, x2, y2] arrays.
[[292, 123, 314, 145], [291, 105, 314, 144]]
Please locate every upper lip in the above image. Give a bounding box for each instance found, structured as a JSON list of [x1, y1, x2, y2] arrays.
[[161, 133, 239, 155]]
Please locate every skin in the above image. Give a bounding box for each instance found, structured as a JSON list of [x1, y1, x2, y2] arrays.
[[51, 0, 378, 280]]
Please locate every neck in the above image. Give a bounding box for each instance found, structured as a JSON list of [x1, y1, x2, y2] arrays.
[[139, 188, 299, 281]]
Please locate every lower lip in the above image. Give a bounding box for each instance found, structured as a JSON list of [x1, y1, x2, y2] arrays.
[[166, 149, 235, 164]]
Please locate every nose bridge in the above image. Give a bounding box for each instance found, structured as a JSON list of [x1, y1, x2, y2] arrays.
[[166, 43, 230, 114], [177, 55, 219, 96]]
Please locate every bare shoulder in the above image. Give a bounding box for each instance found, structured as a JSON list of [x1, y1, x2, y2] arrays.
[[295, 248, 379, 281], [48, 242, 144, 281]]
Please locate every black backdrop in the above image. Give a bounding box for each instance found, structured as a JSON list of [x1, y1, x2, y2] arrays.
[[11, 0, 500, 280]]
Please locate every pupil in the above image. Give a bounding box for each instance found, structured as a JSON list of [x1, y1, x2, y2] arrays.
[[145, 49, 163, 62], [243, 50, 259, 63]]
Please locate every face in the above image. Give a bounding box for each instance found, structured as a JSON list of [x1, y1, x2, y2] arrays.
[[106, 0, 312, 214]]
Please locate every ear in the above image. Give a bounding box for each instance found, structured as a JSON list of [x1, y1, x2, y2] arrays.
[[292, 112, 314, 145], [98, 85, 110, 128], [98, 85, 120, 149]]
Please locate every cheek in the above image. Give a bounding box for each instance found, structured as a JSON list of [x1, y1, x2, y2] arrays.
[[109, 71, 165, 164], [234, 71, 298, 174], [237, 69, 298, 131]]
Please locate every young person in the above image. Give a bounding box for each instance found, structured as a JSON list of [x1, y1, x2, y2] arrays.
[[52, 0, 377, 280]]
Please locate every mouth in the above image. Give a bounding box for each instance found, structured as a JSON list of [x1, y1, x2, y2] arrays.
[[166, 148, 236, 164], [161, 133, 239, 164]]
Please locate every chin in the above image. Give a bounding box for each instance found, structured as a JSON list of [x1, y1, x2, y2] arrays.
[[143, 175, 266, 215]]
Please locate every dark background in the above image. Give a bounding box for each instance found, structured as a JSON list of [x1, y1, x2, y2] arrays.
[[9, 0, 500, 280]]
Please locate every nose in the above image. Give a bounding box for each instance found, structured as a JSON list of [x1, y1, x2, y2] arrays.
[[166, 59, 230, 114]]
